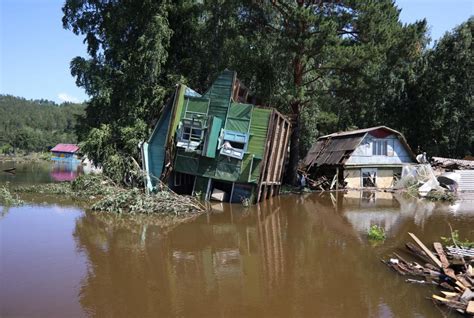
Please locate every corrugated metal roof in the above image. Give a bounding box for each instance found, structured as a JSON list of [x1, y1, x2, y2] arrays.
[[51, 144, 79, 153], [303, 125, 417, 169], [302, 135, 364, 168]]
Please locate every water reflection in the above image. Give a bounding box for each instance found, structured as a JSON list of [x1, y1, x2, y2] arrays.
[[4, 191, 471, 317], [50, 161, 83, 182]]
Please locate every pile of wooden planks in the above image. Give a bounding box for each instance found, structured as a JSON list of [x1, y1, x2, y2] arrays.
[[383, 232, 474, 316]]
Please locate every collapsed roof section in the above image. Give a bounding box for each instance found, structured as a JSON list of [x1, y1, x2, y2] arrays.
[[302, 126, 416, 171]]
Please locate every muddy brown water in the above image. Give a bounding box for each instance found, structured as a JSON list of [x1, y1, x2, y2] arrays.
[[1, 166, 474, 317]]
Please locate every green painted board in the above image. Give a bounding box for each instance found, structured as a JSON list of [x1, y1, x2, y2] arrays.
[[205, 70, 234, 126], [204, 116, 222, 158], [248, 108, 271, 158]]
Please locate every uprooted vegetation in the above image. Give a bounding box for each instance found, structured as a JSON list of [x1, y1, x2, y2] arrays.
[[11, 174, 205, 215]]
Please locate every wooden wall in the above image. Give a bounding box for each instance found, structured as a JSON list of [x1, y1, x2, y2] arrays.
[[257, 110, 292, 202]]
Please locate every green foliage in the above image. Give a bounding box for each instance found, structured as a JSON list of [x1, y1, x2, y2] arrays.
[[368, 225, 386, 241], [0, 95, 84, 153], [441, 230, 474, 248], [0, 184, 24, 206], [425, 190, 457, 203], [404, 18, 473, 157], [61, 1, 472, 186], [63, 0, 172, 184]]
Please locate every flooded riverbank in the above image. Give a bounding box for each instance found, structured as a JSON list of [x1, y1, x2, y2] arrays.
[[1, 186, 473, 317]]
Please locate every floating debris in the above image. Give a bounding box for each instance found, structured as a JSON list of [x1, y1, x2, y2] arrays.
[[383, 232, 474, 316]]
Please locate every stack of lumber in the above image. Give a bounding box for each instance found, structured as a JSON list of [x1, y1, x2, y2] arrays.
[[383, 232, 474, 316]]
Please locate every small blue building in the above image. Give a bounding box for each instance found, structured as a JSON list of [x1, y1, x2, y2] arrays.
[[50, 144, 80, 161], [302, 126, 417, 188]]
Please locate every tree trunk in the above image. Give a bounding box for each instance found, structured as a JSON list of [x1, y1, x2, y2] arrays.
[[285, 109, 301, 185], [285, 53, 304, 186]]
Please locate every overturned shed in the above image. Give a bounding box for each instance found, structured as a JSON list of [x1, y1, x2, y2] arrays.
[[302, 126, 417, 189], [141, 70, 291, 203]]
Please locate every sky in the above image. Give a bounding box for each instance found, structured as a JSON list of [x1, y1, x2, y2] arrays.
[[0, 0, 473, 104]]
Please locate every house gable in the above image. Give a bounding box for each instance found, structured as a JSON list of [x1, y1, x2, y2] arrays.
[[345, 133, 415, 166]]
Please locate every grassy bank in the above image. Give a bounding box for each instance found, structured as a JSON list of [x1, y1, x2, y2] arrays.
[[0, 152, 52, 162]]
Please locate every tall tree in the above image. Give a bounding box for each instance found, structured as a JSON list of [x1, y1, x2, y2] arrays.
[[220, 0, 427, 183], [63, 0, 172, 183], [412, 18, 473, 157]]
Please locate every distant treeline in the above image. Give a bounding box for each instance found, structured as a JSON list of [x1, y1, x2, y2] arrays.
[[0, 95, 85, 153]]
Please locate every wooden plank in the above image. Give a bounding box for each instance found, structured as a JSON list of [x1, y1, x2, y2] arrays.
[[433, 242, 450, 268], [408, 232, 443, 268], [432, 295, 448, 302], [467, 301, 474, 315], [457, 276, 472, 288], [441, 291, 459, 297]]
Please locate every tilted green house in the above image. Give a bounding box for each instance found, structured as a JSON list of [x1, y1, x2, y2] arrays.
[[141, 70, 291, 203]]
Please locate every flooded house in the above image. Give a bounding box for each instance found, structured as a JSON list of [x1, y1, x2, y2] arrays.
[[141, 70, 291, 203], [50, 143, 80, 161], [301, 126, 416, 189]]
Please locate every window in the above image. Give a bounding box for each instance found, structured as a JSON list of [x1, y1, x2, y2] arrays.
[[219, 130, 249, 160], [182, 126, 202, 142], [362, 168, 377, 187], [177, 119, 204, 151], [372, 140, 388, 156]]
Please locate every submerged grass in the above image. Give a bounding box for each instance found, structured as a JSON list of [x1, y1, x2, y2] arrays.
[[441, 229, 474, 249]]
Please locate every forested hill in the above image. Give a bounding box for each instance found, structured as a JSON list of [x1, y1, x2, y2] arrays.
[[0, 94, 85, 153]]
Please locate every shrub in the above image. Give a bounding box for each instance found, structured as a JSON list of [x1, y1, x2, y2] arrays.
[[368, 225, 386, 241]]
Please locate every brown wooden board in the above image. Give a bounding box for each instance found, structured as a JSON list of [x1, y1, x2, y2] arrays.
[[408, 233, 443, 268]]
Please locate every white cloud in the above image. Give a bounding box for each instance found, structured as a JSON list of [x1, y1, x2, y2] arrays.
[[58, 92, 80, 103]]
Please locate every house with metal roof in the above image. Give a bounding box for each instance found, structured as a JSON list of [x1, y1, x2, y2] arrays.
[[141, 70, 291, 203], [301, 126, 416, 189], [50, 143, 80, 161]]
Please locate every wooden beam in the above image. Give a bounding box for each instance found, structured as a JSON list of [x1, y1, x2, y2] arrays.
[[275, 121, 291, 185], [271, 116, 285, 182], [408, 233, 443, 268]]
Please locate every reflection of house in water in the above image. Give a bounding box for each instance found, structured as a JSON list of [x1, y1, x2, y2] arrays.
[[73, 200, 288, 316], [50, 161, 82, 182], [340, 191, 437, 237], [167, 202, 287, 310]]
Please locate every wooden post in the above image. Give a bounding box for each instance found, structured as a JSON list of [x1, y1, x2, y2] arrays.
[[336, 167, 339, 191]]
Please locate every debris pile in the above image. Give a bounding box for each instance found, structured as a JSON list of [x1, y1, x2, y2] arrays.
[[432, 157, 474, 170], [383, 232, 474, 316], [395, 164, 457, 201], [12, 174, 205, 215]]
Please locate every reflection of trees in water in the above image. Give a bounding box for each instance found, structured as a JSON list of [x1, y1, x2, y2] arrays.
[[0, 205, 10, 219]]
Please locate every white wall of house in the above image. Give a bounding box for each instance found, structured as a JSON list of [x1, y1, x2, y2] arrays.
[[345, 134, 414, 165], [345, 167, 400, 188]]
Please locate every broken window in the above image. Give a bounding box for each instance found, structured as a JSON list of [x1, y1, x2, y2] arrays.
[[362, 169, 377, 187], [177, 119, 204, 151], [219, 130, 248, 160]]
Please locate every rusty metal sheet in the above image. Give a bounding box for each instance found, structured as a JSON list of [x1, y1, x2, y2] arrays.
[[302, 135, 365, 168]]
